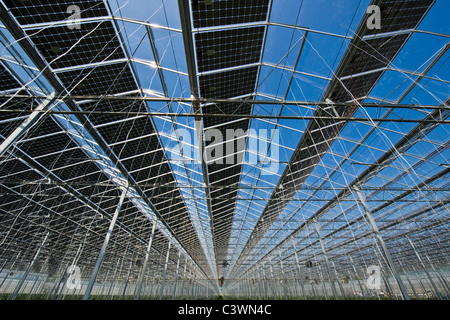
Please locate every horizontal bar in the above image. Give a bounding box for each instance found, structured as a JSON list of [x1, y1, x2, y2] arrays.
[[1, 94, 446, 110], [2, 179, 448, 192], [19, 15, 181, 33], [0, 108, 447, 123], [1, 193, 440, 203]]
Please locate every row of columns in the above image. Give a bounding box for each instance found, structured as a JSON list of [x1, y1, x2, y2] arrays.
[[232, 259, 449, 300], [227, 188, 448, 300], [0, 185, 212, 300]]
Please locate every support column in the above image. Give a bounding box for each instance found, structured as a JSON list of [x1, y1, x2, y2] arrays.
[[406, 236, 442, 299], [399, 261, 419, 299], [57, 241, 84, 300], [291, 239, 306, 300], [10, 232, 49, 300], [135, 218, 157, 299], [314, 220, 339, 299], [83, 185, 128, 300], [180, 257, 188, 299], [348, 256, 367, 299], [331, 260, 346, 298], [268, 257, 276, 298], [0, 92, 56, 158], [425, 254, 449, 297], [354, 188, 410, 300], [277, 249, 288, 299], [172, 250, 181, 299], [121, 262, 132, 299], [160, 241, 171, 300]]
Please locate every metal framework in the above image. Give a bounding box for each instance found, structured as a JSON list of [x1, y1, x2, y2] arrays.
[[0, 0, 448, 300]]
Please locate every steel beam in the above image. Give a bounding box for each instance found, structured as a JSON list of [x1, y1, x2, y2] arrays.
[[314, 220, 339, 299], [83, 185, 128, 300], [160, 241, 172, 300], [135, 218, 157, 300], [354, 187, 410, 300], [10, 232, 49, 300], [0, 92, 56, 158]]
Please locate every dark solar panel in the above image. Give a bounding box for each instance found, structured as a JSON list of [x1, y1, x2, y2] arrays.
[[366, 0, 433, 35], [202, 102, 252, 128], [0, 63, 21, 91], [209, 165, 242, 190], [27, 21, 124, 69], [199, 66, 258, 99], [331, 71, 384, 102], [13, 117, 120, 201], [196, 26, 265, 73], [0, 159, 43, 185], [344, 34, 409, 76], [191, 0, 270, 28], [0, 65, 30, 139], [0, 98, 41, 141], [82, 100, 161, 175], [3, 0, 108, 25], [19, 130, 76, 160], [192, 0, 270, 267], [85, 104, 154, 140], [57, 62, 137, 95]]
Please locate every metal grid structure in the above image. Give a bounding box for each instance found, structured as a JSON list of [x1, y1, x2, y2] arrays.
[[0, 0, 448, 300]]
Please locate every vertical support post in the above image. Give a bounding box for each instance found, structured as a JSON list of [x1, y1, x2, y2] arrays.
[[399, 261, 419, 299], [180, 257, 188, 299], [188, 266, 194, 298], [10, 232, 49, 300], [316, 263, 329, 299], [192, 274, 197, 297], [0, 93, 56, 159], [99, 269, 110, 298], [381, 270, 397, 299], [160, 241, 171, 300], [256, 265, 263, 298], [0, 253, 21, 291], [436, 272, 450, 296], [314, 220, 339, 299], [121, 262, 132, 299], [83, 185, 128, 300], [348, 256, 367, 299], [331, 260, 346, 298], [291, 239, 306, 300], [277, 249, 288, 299], [425, 254, 449, 297], [135, 218, 157, 299], [172, 250, 181, 299], [57, 241, 84, 300], [268, 257, 276, 298], [262, 265, 268, 299], [106, 257, 121, 298], [354, 188, 410, 300], [406, 236, 442, 299], [258, 266, 264, 297]]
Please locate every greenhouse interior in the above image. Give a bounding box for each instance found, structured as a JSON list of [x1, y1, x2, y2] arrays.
[[0, 0, 448, 301]]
